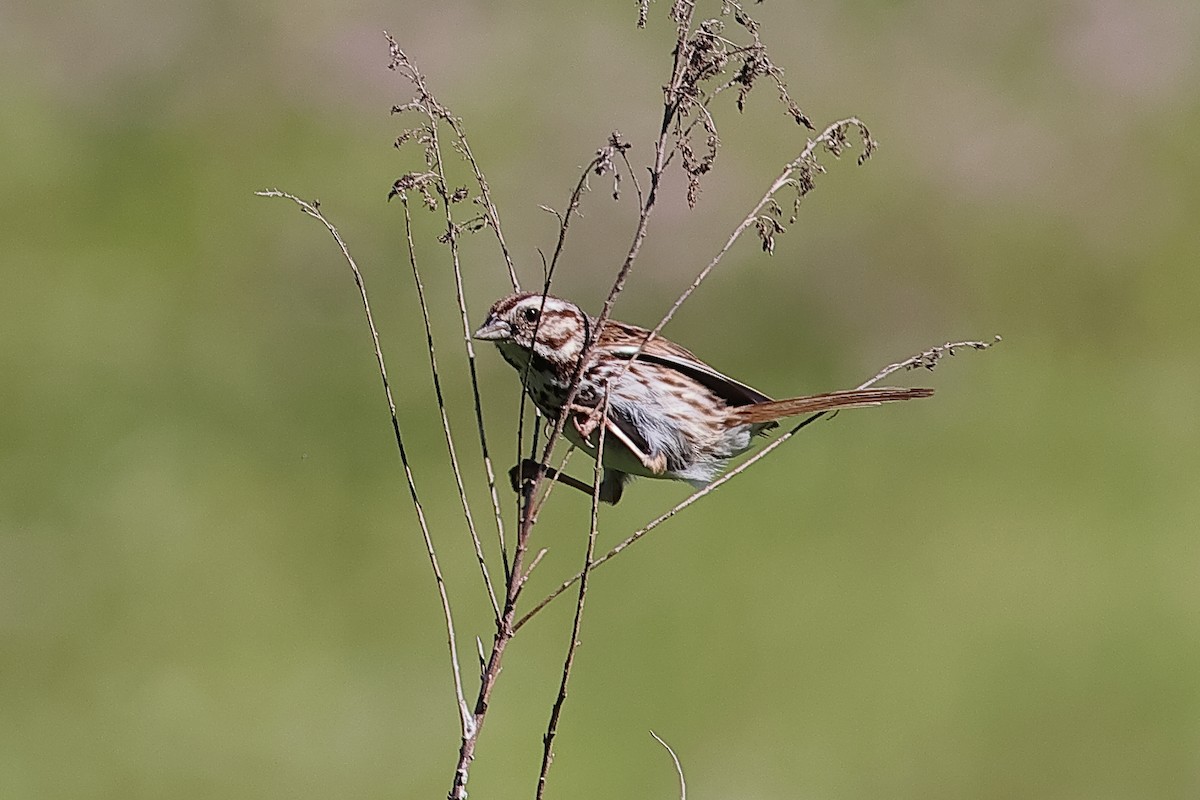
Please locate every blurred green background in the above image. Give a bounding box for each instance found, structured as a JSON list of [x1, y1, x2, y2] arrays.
[[3, 0, 1198, 797]]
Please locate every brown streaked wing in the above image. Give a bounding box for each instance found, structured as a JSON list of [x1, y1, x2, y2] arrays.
[[598, 322, 773, 408]]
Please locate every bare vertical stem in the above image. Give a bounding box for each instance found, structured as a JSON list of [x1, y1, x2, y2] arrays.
[[535, 390, 610, 800], [448, 469, 546, 800], [426, 115, 513, 582], [397, 194, 501, 621]]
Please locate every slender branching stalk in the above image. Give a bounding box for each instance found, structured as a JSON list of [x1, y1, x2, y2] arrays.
[[386, 34, 519, 293], [535, 389, 610, 799], [253, 190, 475, 737], [388, 35, 512, 577], [261, 3, 999, 798], [396, 194, 501, 622]]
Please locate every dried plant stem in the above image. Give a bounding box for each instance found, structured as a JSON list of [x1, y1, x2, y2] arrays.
[[861, 336, 1000, 382], [651, 731, 687, 800], [617, 145, 645, 207], [513, 152, 607, 535], [653, 117, 870, 335], [513, 336, 1000, 630], [528, 445, 579, 521], [454, 131, 518, 290], [397, 195, 500, 621], [535, 391, 610, 800], [254, 189, 473, 736], [515, 0, 699, 537], [448, 529, 543, 800], [386, 36, 615, 794], [424, 116, 512, 581], [544, 152, 609, 282], [388, 33, 512, 576], [513, 11, 864, 533], [386, 32, 518, 292], [613, 118, 874, 384]]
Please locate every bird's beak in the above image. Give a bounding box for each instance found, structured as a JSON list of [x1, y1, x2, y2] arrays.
[[472, 317, 511, 341]]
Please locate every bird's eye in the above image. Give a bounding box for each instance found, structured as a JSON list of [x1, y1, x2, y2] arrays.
[[521, 306, 540, 323]]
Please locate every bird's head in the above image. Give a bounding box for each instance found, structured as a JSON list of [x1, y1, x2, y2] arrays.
[[473, 293, 590, 364]]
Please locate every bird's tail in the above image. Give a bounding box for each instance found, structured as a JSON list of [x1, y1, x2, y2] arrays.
[[728, 387, 934, 425]]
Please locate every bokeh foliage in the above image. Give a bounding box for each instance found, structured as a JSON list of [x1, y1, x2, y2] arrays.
[[2, 1, 1198, 798]]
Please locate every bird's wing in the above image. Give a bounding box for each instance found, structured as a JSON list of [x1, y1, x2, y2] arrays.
[[601, 322, 773, 408]]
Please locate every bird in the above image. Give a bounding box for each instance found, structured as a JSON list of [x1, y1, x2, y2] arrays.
[[474, 292, 932, 504]]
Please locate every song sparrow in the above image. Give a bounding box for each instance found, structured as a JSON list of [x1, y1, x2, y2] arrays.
[[474, 292, 933, 504]]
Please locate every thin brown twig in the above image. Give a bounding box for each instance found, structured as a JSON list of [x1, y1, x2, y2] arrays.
[[387, 34, 513, 577], [658, 117, 873, 329], [397, 193, 501, 622], [612, 118, 874, 388], [527, 444, 578, 524], [514, 0, 699, 549], [517, 6, 828, 535], [254, 189, 474, 737], [512, 153, 607, 540], [514, 136, 625, 460], [513, 336, 1001, 630], [535, 388, 610, 800], [617, 145, 645, 208], [517, 118, 883, 623], [517, 548, 549, 592], [425, 116, 513, 586], [546, 153, 609, 282], [386, 32, 519, 291]]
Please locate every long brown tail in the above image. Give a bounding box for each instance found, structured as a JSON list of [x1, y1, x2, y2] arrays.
[[728, 387, 934, 425]]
